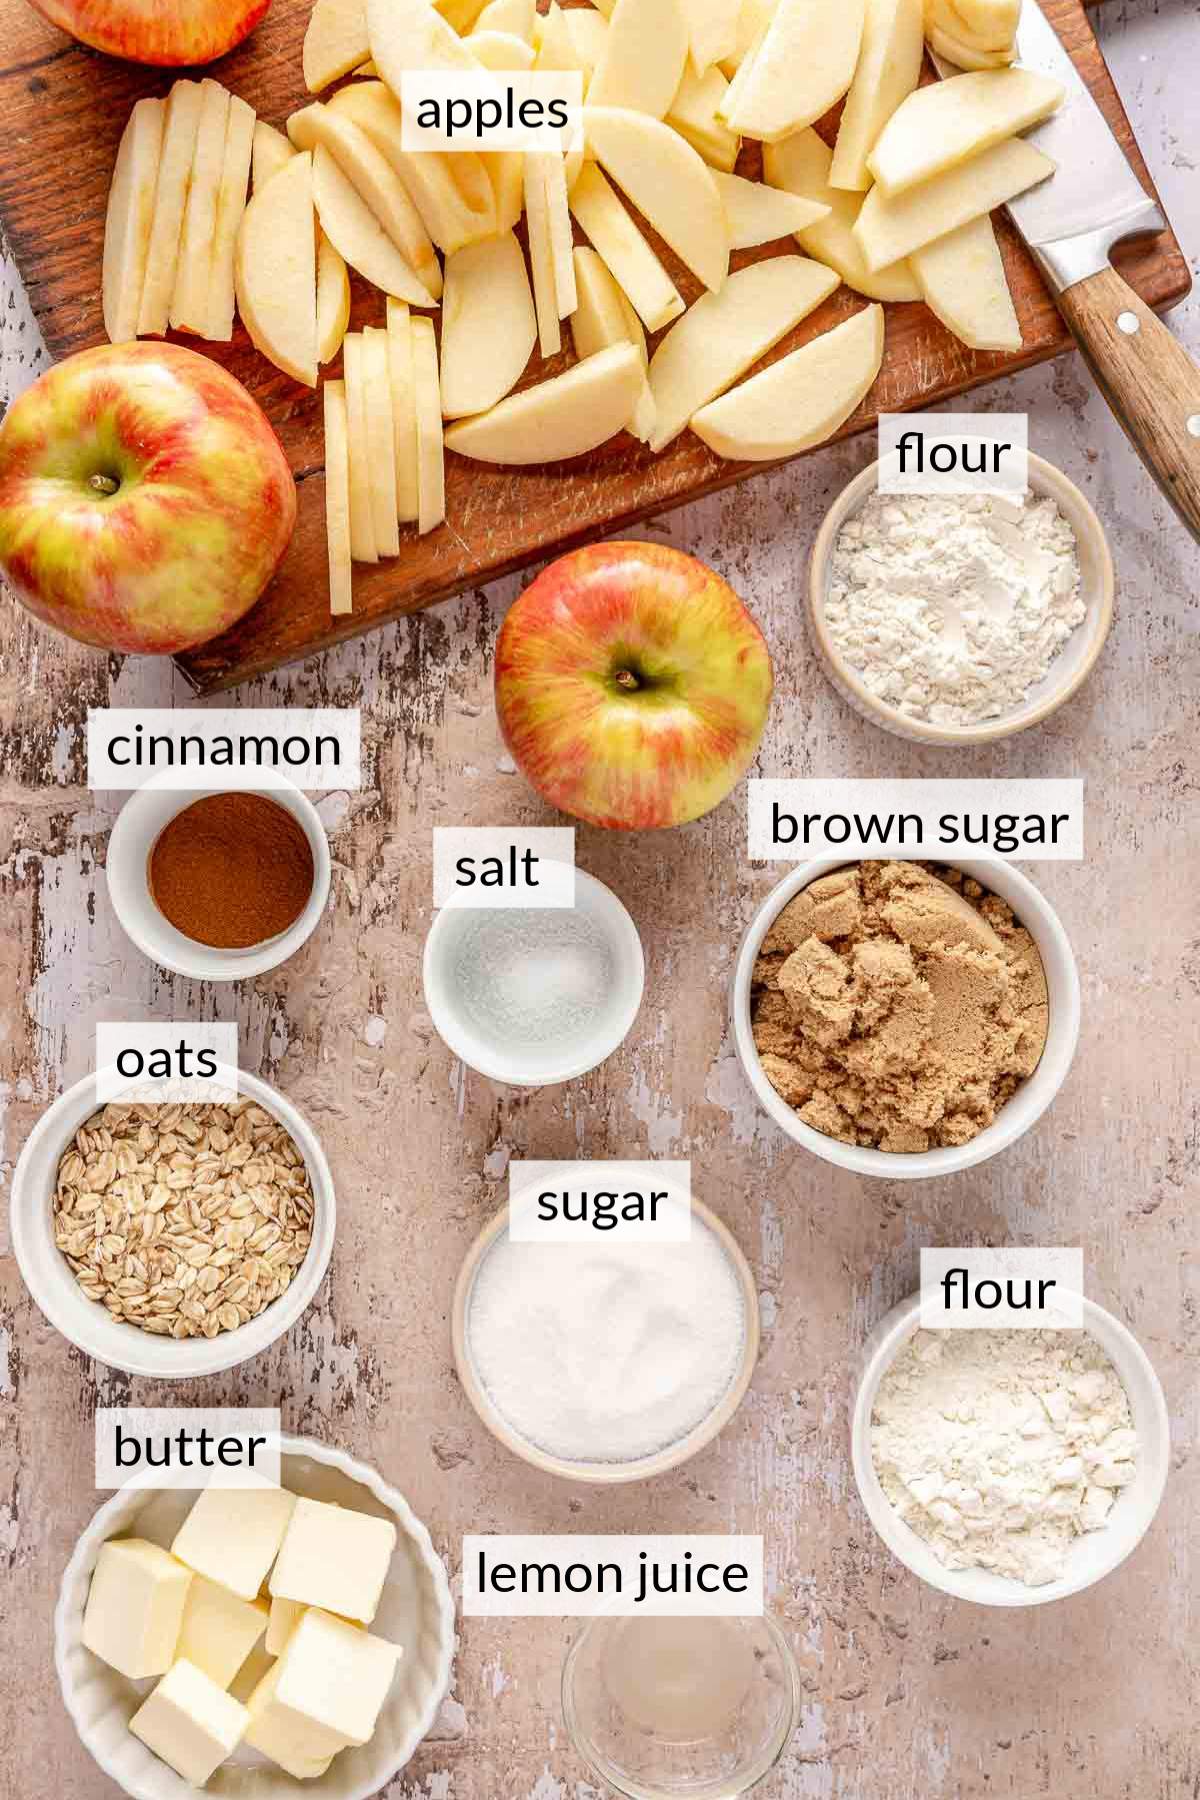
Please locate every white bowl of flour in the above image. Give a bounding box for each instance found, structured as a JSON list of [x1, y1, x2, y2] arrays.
[[851, 1292, 1169, 1606]]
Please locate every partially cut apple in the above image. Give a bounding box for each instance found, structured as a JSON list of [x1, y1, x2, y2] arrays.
[[444, 342, 642, 463], [305, 0, 369, 91], [138, 80, 204, 337], [911, 213, 1021, 351], [647, 254, 839, 450], [342, 331, 377, 560], [569, 161, 684, 333], [570, 245, 655, 441], [691, 302, 884, 458], [387, 298, 420, 523], [312, 142, 439, 306], [323, 380, 354, 615], [252, 120, 295, 192], [854, 135, 1054, 269], [867, 69, 1065, 195], [711, 170, 828, 249], [763, 128, 922, 302], [235, 149, 318, 385], [720, 0, 865, 142], [441, 230, 537, 417], [679, 0, 736, 74], [169, 79, 230, 335], [584, 105, 729, 290], [588, 0, 689, 118], [102, 96, 164, 345], [411, 316, 446, 533], [207, 94, 256, 343], [667, 64, 740, 173], [524, 151, 561, 357], [829, 0, 923, 191], [366, 0, 485, 88], [363, 326, 401, 557], [317, 232, 352, 363], [328, 82, 496, 253]]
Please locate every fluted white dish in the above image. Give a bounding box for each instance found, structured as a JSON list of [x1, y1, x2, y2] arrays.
[[55, 1436, 455, 1800]]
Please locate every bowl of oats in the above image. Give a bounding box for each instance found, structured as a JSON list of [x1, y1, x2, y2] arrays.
[[11, 1069, 335, 1377]]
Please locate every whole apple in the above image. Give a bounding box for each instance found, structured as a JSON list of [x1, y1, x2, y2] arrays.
[[27, 0, 270, 64], [495, 542, 774, 830], [0, 342, 296, 655]]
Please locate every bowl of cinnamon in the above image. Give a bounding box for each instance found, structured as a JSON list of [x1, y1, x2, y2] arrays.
[[106, 769, 331, 980]]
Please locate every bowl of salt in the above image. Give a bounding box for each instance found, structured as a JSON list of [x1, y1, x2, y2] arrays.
[[421, 864, 645, 1086]]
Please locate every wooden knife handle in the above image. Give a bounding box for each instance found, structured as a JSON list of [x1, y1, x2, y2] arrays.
[[1055, 264, 1200, 543]]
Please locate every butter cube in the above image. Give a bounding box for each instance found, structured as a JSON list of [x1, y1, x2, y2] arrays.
[[229, 1641, 276, 1706], [177, 1576, 269, 1689], [245, 1659, 349, 1779], [270, 1497, 396, 1623], [173, 1484, 296, 1602], [82, 1538, 192, 1681], [275, 1608, 402, 1746], [130, 1658, 249, 1787], [265, 1594, 305, 1657]]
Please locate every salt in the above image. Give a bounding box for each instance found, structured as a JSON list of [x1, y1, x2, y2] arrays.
[[452, 910, 613, 1046]]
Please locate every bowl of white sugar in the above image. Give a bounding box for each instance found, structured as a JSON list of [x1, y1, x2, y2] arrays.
[[808, 450, 1114, 745], [851, 1291, 1169, 1606], [452, 1188, 760, 1483]]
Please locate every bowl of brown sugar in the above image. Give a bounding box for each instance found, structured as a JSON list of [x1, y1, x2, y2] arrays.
[[106, 770, 331, 980]]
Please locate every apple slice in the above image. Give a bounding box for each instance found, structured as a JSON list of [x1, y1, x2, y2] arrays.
[[763, 128, 921, 302], [584, 105, 729, 290], [444, 342, 642, 463], [440, 231, 536, 418], [171, 79, 231, 335], [524, 153, 561, 357], [312, 143, 439, 305], [588, 0, 689, 118], [829, 0, 923, 191], [720, 0, 865, 141], [926, 24, 1013, 67], [648, 254, 839, 450], [569, 161, 684, 333], [252, 121, 295, 192], [342, 333, 377, 560], [305, 0, 369, 90], [711, 170, 828, 249], [666, 64, 740, 173], [366, 0, 486, 88], [288, 102, 442, 299], [719, 0, 776, 76], [102, 97, 165, 345], [867, 69, 1065, 196], [475, 0, 535, 36], [206, 95, 256, 344], [328, 82, 496, 254], [235, 150, 318, 385], [570, 245, 655, 441], [535, 0, 585, 73], [138, 80, 204, 337], [411, 316, 446, 534], [324, 380, 354, 616], [678, 0, 736, 74], [910, 213, 1021, 351], [468, 27, 535, 68], [387, 298, 420, 523], [855, 136, 1055, 269], [317, 233, 352, 364], [543, 150, 577, 319], [691, 302, 884, 458], [563, 7, 608, 82], [363, 326, 401, 557]]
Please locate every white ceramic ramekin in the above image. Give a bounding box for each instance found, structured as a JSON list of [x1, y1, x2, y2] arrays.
[[731, 857, 1080, 1180], [10, 1068, 335, 1378], [106, 769, 332, 981], [55, 1435, 455, 1800], [423, 863, 645, 1086], [808, 449, 1115, 746], [850, 1291, 1170, 1606]]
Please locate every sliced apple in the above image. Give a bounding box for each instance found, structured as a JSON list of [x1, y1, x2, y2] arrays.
[[411, 316, 446, 533], [763, 128, 922, 302], [324, 380, 353, 615], [235, 150, 318, 385], [719, 0, 776, 76], [305, 0, 369, 91], [666, 64, 740, 172], [571, 245, 654, 441], [288, 101, 442, 299], [678, 0, 736, 74], [328, 81, 496, 253], [311, 142, 438, 305], [252, 121, 295, 192], [691, 302, 884, 458], [855, 135, 1054, 269], [535, 0, 586, 74], [910, 213, 1020, 351], [470, 27, 533, 236], [720, 0, 866, 141], [366, 0, 486, 88], [342, 333, 377, 560], [867, 69, 1065, 196], [926, 24, 1013, 67], [437, 0, 491, 30], [928, 0, 1017, 51], [138, 80, 203, 337], [543, 149, 577, 319], [584, 105, 728, 290], [468, 27, 535, 67], [569, 161, 684, 333], [171, 79, 231, 335], [524, 152, 561, 357], [647, 254, 839, 450], [712, 170, 828, 249], [445, 342, 642, 463], [588, 0, 689, 118], [440, 231, 536, 418], [206, 94, 256, 343], [829, 0, 923, 191], [102, 96, 164, 345], [475, 0, 535, 36], [387, 298, 420, 524], [563, 7, 609, 82], [317, 233, 351, 363], [361, 326, 401, 558]]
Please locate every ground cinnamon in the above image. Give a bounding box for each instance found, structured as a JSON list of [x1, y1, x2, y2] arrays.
[[148, 793, 315, 950]]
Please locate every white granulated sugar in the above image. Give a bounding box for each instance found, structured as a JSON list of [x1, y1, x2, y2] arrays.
[[871, 1329, 1138, 1587], [826, 491, 1085, 725]]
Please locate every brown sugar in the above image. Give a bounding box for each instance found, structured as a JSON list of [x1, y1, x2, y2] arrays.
[[148, 793, 315, 950], [751, 861, 1049, 1152]]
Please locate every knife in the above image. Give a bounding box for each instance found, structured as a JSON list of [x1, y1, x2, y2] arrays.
[[932, 0, 1200, 542]]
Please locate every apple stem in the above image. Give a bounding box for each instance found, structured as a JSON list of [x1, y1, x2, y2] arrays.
[[614, 670, 640, 692], [89, 473, 120, 497]]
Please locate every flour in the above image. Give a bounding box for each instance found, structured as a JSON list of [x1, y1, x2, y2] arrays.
[[870, 1329, 1137, 1587], [826, 491, 1085, 726]]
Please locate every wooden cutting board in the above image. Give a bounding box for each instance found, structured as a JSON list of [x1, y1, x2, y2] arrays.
[[0, 0, 1189, 692]]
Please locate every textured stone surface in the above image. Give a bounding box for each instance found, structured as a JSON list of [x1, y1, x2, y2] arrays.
[[1, 2, 1198, 1793]]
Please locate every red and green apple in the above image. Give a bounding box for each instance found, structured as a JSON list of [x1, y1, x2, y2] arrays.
[[26, 0, 270, 65]]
